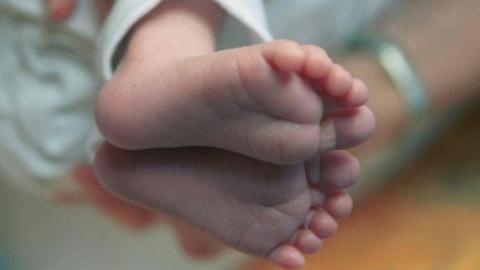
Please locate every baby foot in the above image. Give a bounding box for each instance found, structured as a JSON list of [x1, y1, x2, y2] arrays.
[[97, 40, 374, 165], [94, 144, 359, 269]]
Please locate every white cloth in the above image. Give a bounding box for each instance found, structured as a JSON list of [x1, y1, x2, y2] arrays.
[[0, 1, 100, 196]]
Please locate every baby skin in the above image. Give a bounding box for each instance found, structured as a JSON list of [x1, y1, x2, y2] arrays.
[[94, 1, 374, 269]]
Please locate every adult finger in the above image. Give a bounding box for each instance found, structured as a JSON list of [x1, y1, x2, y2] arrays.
[[45, 0, 77, 22]]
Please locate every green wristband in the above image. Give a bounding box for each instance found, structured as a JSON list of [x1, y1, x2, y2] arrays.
[[348, 34, 432, 184], [350, 35, 430, 147]]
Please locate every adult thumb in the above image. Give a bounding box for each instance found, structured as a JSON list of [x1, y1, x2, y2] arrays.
[[45, 0, 77, 22]]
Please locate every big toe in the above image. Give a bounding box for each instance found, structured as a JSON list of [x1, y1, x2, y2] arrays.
[[264, 40, 305, 73], [318, 105, 375, 153]]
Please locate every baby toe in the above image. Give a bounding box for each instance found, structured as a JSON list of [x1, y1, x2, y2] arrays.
[[337, 78, 370, 107], [317, 150, 360, 189], [324, 64, 353, 97], [302, 44, 333, 79], [317, 106, 375, 153], [293, 229, 324, 254], [268, 245, 305, 270], [324, 191, 354, 221], [264, 40, 305, 73], [308, 209, 338, 239]]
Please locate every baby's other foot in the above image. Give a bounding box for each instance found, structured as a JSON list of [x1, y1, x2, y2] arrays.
[[94, 144, 359, 269], [97, 40, 374, 165]]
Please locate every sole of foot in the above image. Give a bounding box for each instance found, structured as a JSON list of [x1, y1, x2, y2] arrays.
[[95, 144, 359, 269]]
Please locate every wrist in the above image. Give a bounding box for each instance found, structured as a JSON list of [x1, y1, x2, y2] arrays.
[[381, 0, 480, 113]]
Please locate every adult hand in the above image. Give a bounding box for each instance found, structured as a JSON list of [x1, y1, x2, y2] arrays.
[[62, 165, 224, 259], [72, 165, 159, 230], [45, 0, 114, 22]]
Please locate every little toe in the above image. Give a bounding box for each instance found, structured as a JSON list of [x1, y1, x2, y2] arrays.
[[324, 191, 354, 221], [308, 209, 338, 239], [268, 245, 305, 270], [308, 150, 360, 189], [302, 45, 333, 79], [324, 64, 353, 97], [264, 40, 305, 73], [336, 78, 370, 108], [293, 229, 324, 254], [317, 106, 375, 153]]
